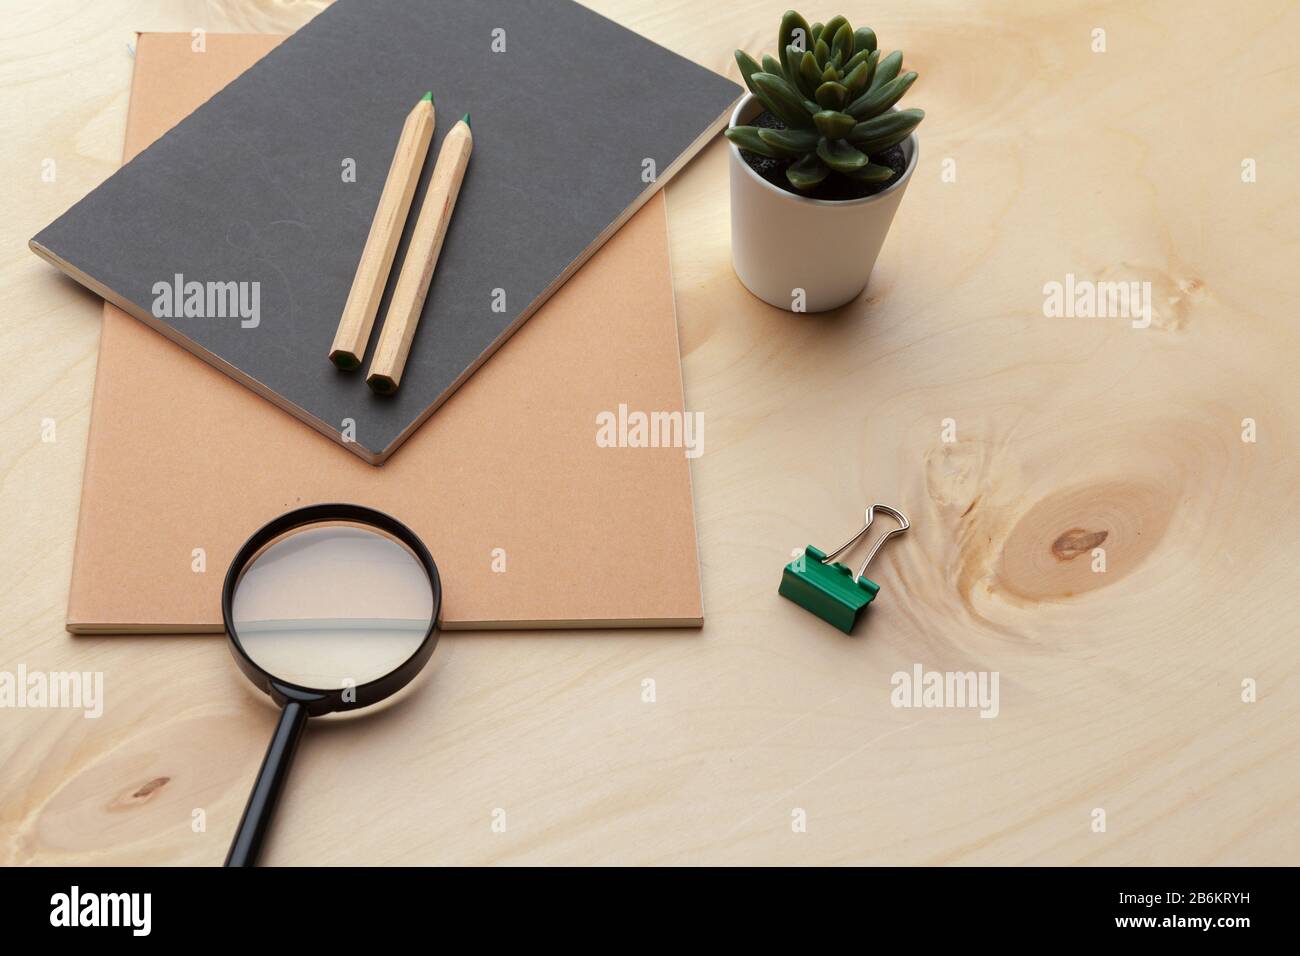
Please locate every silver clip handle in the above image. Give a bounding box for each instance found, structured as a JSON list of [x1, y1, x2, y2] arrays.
[[819, 504, 910, 583]]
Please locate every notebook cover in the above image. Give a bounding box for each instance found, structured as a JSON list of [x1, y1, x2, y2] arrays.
[[66, 32, 703, 633], [31, 0, 741, 463]]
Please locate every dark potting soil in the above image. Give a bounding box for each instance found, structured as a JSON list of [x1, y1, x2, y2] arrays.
[[740, 110, 906, 202]]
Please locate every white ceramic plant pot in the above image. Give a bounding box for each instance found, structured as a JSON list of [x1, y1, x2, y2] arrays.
[[728, 93, 918, 312]]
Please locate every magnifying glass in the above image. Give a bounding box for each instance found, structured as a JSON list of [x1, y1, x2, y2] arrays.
[[220, 503, 441, 866]]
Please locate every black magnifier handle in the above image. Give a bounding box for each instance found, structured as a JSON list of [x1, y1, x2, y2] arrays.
[[225, 700, 309, 867]]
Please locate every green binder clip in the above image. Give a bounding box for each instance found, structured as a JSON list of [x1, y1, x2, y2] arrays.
[[779, 504, 910, 633]]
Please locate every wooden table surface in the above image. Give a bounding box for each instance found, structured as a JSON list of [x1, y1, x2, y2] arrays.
[[2, 0, 1296, 866]]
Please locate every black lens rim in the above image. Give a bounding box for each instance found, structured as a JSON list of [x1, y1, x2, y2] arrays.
[[221, 503, 442, 717]]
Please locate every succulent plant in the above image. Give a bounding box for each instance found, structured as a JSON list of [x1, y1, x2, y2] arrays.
[[726, 10, 924, 193]]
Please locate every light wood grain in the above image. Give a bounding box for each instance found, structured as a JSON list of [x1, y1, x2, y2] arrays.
[[368, 117, 471, 393], [330, 94, 435, 370], [1, 0, 1297, 866]]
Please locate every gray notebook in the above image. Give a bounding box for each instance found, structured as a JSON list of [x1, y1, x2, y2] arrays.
[[31, 0, 740, 463]]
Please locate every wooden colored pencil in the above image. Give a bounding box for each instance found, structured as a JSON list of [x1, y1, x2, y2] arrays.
[[328, 91, 435, 371], [367, 113, 473, 394]]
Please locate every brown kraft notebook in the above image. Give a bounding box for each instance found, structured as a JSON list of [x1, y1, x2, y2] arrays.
[[67, 33, 703, 633]]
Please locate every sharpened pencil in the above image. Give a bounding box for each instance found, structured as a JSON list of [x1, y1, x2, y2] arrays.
[[329, 92, 436, 371], [367, 113, 473, 395]]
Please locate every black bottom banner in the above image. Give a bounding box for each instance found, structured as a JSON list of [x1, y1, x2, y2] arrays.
[[0, 865, 1283, 941]]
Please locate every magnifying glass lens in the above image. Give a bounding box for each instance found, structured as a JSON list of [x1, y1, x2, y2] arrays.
[[231, 523, 434, 691]]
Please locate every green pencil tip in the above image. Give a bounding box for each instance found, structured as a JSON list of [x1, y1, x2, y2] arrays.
[[462, 113, 471, 128], [420, 91, 433, 104]]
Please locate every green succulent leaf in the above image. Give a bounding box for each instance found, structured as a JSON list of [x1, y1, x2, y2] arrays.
[[844, 162, 896, 183], [735, 50, 763, 97], [821, 64, 839, 83], [842, 60, 871, 95], [725, 125, 780, 159], [798, 51, 822, 97], [846, 107, 924, 152], [815, 81, 849, 110], [757, 126, 821, 157], [831, 23, 854, 65], [870, 51, 904, 91], [784, 44, 807, 87], [860, 49, 881, 89], [821, 16, 848, 50], [846, 107, 924, 141], [762, 54, 783, 78], [816, 136, 870, 172], [812, 109, 857, 139], [786, 153, 830, 190], [809, 22, 824, 44], [745, 86, 785, 129], [853, 129, 916, 155], [753, 72, 817, 128], [847, 71, 918, 119], [788, 48, 816, 97], [853, 27, 877, 55], [843, 48, 871, 74], [779, 10, 813, 77], [814, 38, 831, 67]]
